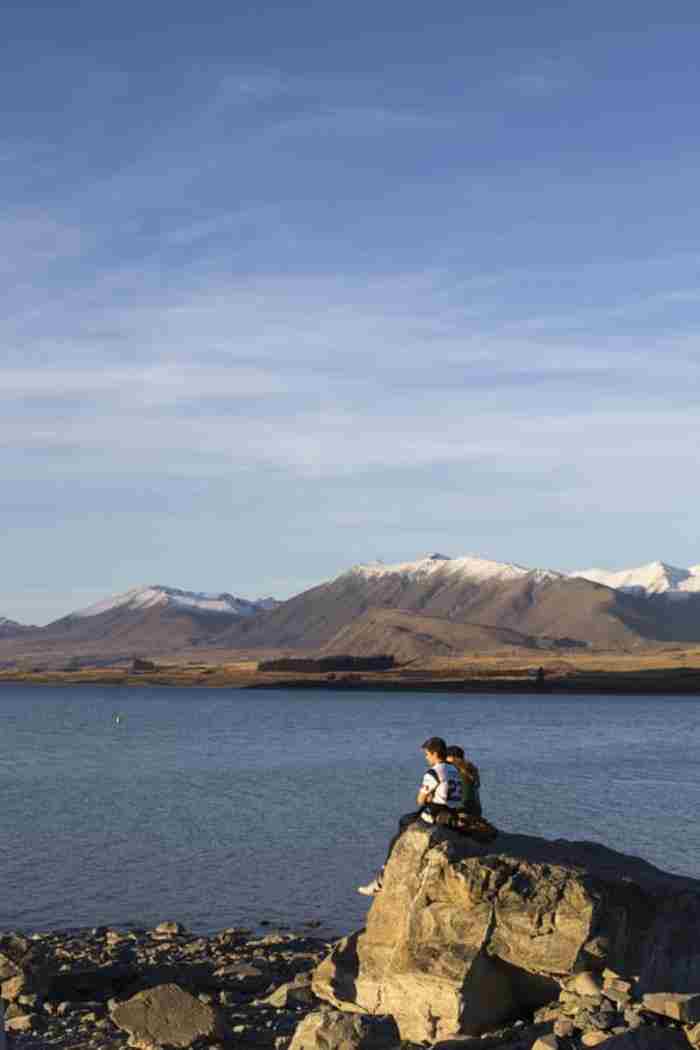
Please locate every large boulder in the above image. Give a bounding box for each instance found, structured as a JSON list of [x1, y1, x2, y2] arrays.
[[313, 824, 700, 1042], [110, 982, 228, 1048]]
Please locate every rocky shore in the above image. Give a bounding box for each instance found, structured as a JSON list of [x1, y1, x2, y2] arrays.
[[2, 827, 699, 1050], [0, 922, 330, 1050]]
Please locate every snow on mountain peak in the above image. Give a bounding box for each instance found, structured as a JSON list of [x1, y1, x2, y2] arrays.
[[571, 562, 700, 597], [70, 585, 270, 619], [346, 554, 561, 585]]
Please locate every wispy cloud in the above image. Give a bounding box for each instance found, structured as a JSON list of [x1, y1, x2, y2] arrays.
[[4, 46, 700, 620]]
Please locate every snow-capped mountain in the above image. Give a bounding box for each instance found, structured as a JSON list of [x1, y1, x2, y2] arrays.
[[0, 584, 280, 667], [219, 549, 658, 653], [70, 584, 274, 620], [348, 552, 561, 585], [0, 616, 34, 638], [571, 561, 700, 599]]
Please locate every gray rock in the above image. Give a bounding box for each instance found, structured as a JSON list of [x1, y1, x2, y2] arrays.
[[289, 1008, 399, 1050], [0, 1002, 4, 1050], [110, 982, 228, 1048]]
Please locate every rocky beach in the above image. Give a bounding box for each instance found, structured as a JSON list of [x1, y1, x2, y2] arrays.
[[3, 825, 699, 1050]]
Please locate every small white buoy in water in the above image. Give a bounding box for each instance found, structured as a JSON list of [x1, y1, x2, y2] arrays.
[[113, 712, 124, 726]]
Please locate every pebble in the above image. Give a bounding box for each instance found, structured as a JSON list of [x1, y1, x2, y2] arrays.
[[581, 1033, 609, 1047]]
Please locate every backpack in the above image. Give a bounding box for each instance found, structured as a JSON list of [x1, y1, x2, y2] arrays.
[[435, 809, 499, 842]]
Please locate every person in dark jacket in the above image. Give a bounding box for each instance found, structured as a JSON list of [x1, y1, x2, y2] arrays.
[[445, 744, 482, 817]]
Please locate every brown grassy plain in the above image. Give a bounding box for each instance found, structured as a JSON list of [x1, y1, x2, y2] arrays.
[[2, 645, 700, 692]]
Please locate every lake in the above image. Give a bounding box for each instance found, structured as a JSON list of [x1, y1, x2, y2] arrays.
[[1, 685, 698, 937]]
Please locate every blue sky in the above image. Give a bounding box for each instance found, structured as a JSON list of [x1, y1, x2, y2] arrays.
[[3, 0, 700, 624]]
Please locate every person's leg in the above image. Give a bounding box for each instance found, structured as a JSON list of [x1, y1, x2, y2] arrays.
[[386, 810, 423, 860], [358, 811, 423, 895]]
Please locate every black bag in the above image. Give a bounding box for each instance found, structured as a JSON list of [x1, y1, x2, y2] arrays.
[[434, 809, 498, 842]]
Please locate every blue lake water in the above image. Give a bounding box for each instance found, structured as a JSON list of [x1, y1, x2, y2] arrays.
[[1, 685, 698, 937]]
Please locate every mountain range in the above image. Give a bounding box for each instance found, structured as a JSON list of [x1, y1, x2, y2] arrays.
[[2, 556, 700, 667]]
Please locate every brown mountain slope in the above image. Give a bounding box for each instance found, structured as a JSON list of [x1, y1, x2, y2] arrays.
[[319, 609, 553, 662], [219, 567, 675, 651], [0, 605, 252, 668]]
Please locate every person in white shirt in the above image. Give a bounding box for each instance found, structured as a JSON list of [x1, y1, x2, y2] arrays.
[[357, 736, 462, 896]]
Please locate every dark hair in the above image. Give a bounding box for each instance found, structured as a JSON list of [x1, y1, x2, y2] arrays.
[[446, 745, 465, 760], [421, 736, 447, 759]]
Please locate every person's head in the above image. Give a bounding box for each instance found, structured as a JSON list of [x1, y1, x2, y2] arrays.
[[445, 745, 465, 765], [421, 736, 447, 765]]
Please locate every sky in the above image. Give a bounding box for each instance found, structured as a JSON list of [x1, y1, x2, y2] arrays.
[[3, 0, 700, 624]]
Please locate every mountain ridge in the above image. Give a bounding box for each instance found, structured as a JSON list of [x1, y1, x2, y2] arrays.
[[3, 554, 700, 665]]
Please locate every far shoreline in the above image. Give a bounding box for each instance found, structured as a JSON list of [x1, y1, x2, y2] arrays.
[[1, 660, 700, 695]]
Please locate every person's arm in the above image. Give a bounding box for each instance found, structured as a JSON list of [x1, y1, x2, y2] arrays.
[[417, 770, 437, 806]]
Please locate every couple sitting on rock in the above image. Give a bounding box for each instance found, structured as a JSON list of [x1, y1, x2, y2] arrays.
[[358, 735, 482, 896]]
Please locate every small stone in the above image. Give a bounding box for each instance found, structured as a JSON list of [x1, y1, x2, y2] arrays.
[[5, 1004, 28, 1020], [553, 1019, 575, 1038], [1, 975, 26, 1001], [56, 1001, 72, 1017], [5, 1014, 33, 1033], [589, 1010, 616, 1030], [569, 972, 604, 997], [686, 1023, 700, 1047], [642, 992, 700, 1023], [106, 930, 127, 944], [0, 954, 20, 981], [580, 1034, 609, 1047], [624, 1007, 642, 1028], [604, 987, 632, 1007], [531, 1036, 558, 1050], [154, 921, 187, 937], [604, 975, 633, 995], [535, 1005, 562, 1023]]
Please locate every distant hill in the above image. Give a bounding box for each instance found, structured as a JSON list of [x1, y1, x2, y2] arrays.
[[0, 616, 36, 639], [0, 585, 278, 667], [571, 560, 700, 598]]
